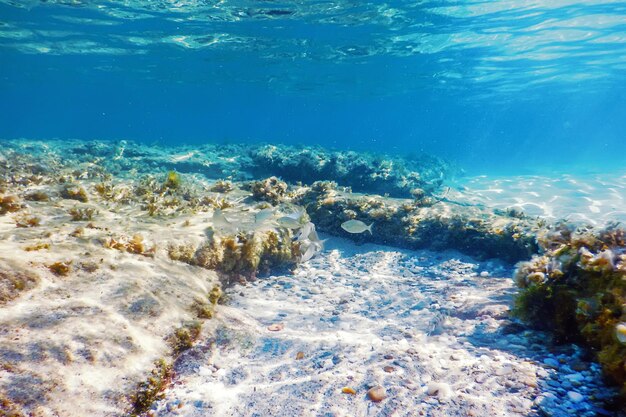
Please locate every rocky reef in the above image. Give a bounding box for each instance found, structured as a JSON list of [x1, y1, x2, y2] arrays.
[[248, 144, 452, 198], [514, 222, 626, 397], [294, 180, 539, 263], [29, 139, 452, 199]]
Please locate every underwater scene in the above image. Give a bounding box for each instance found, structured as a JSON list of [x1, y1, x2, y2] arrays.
[[1, 0, 626, 416]]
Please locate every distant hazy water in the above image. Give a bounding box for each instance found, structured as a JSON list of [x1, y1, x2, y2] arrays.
[[1, 0, 625, 174]]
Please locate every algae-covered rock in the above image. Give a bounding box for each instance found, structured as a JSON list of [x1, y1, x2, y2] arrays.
[[169, 228, 299, 278], [295, 181, 538, 262], [514, 222, 626, 396], [250, 176, 288, 205], [249, 144, 451, 198]]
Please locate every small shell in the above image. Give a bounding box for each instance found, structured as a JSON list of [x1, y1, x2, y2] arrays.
[[341, 387, 356, 395], [616, 323, 626, 344], [267, 323, 284, 332]]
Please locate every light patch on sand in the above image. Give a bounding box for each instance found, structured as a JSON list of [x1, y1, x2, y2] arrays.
[[451, 172, 626, 225], [0, 180, 222, 415], [150, 238, 611, 416]]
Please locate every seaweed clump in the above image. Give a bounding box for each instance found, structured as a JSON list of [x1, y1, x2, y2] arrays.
[[210, 180, 234, 193], [513, 222, 626, 396], [0, 261, 40, 305], [48, 261, 72, 277], [0, 195, 21, 215], [68, 206, 97, 221], [60, 185, 88, 202], [103, 234, 156, 257], [129, 358, 173, 417], [168, 229, 298, 279], [250, 176, 288, 205]]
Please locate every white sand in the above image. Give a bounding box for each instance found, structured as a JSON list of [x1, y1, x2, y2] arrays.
[[450, 171, 626, 226], [151, 238, 609, 417], [0, 184, 221, 416]]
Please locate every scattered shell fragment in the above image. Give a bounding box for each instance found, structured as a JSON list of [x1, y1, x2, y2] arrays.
[[341, 387, 356, 395], [267, 323, 284, 332], [367, 386, 387, 402]]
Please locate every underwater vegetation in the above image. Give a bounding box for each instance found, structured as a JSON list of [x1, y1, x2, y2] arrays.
[[168, 228, 299, 280], [249, 176, 288, 205], [514, 222, 626, 396], [0, 260, 39, 305]]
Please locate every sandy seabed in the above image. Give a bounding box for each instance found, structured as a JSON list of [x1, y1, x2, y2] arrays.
[[0, 140, 625, 417]]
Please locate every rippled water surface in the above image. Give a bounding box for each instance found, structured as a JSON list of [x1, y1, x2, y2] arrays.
[[1, 0, 625, 171]]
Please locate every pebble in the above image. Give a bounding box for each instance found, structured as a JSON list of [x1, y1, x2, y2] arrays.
[[496, 365, 513, 376], [383, 366, 395, 373], [341, 387, 356, 395], [474, 374, 488, 384], [295, 351, 305, 360], [367, 386, 387, 402], [567, 391, 584, 403], [543, 358, 559, 368], [267, 323, 284, 331]]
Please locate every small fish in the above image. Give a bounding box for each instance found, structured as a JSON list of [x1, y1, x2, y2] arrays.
[[296, 221, 315, 241], [255, 208, 274, 224], [169, 151, 195, 162], [299, 241, 318, 262], [277, 216, 302, 229], [212, 209, 236, 232], [341, 220, 374, 234], [277, 209, 305, 229]]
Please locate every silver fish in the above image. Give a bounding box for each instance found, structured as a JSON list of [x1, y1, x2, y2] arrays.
[[277, 209, 305, 229], [341, 220, 374, 234], [212, 209, 236, 233], [255, 208, 274, 223], [277, 216, 302, 229], [170, 151, 195, 162]]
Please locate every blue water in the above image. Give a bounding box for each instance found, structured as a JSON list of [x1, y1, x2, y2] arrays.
[[1, 0, 625, 173]]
